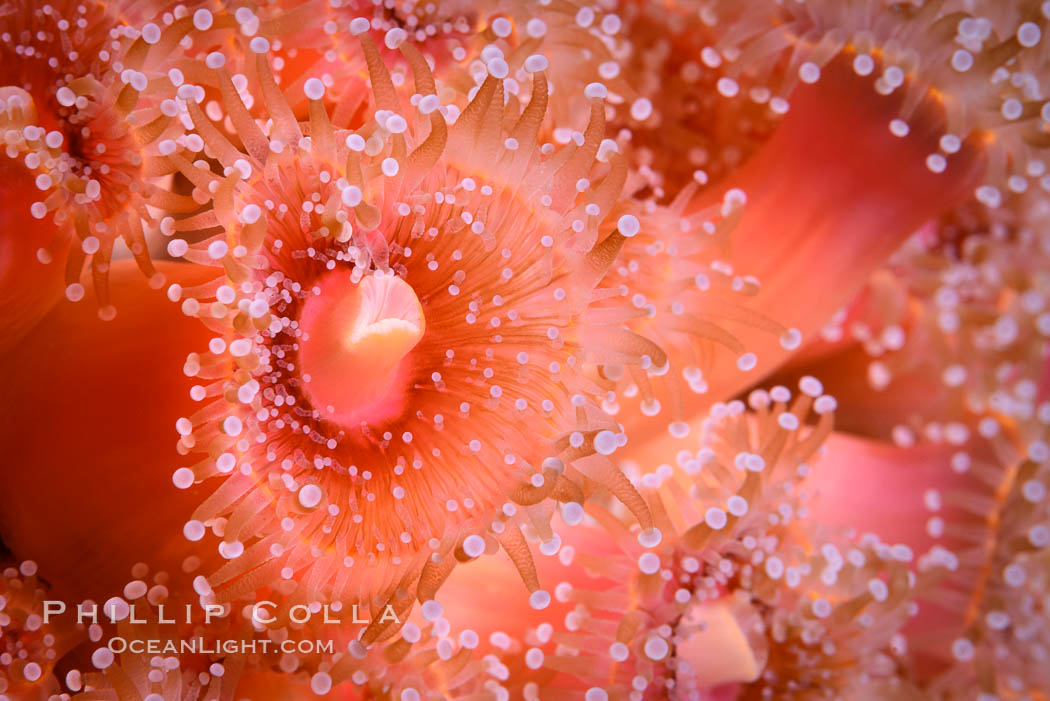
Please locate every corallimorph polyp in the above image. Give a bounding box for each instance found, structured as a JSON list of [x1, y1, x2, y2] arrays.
[[492, 385, 918, 700], [0, 561, 84, 699], [164, 34, 664, 626], [0, 1, 232, 321], [913, 410, 1050, 696], [423, 382, 919, 700]]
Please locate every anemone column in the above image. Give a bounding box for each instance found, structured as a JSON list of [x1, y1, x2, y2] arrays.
[[0, 261, 217, 600], [690, 53, 986, 407]]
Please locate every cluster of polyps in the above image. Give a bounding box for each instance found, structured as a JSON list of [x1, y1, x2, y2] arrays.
[[5, 0, 1050, 699]]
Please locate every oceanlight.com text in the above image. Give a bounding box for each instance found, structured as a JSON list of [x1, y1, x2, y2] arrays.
[[106, 637, 336, 656]]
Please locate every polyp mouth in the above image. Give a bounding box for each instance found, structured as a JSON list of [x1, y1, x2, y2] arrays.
[[297, 270, 425, 427]]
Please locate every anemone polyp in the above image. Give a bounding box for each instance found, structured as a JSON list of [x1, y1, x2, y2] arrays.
[[0, 0, 234, 318], [232, 0, 477, 130], [58, 562, 249, 701], [327, 0, 477, 66], [856, 195, 1050, 427], [0, 561, 84, 697], [164, 33, 667, 631], [603, 1, 781, 197], [496, 382, 916, 698], [0, 0, 118, 113], [915, 412, 1050, 697], [435, 0, 632, 133]]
